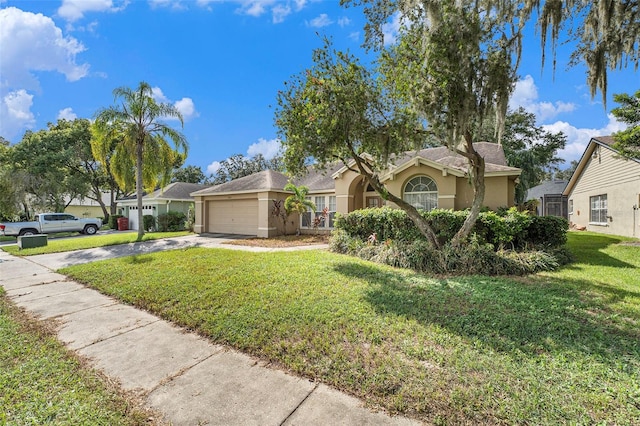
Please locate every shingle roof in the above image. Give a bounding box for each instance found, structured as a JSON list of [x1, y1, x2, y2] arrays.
[[192, 143, 519, 196], [118, 182, 210, 202], [526, 180, 568, 201], [191, 170, 291, 196]]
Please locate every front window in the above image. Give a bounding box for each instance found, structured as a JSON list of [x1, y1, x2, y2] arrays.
[[590, 194, 608, 224], [301, 195, 336, 229], [403, 176, 438, 211]]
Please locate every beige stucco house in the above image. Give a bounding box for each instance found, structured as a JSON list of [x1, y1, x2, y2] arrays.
[[192, 143, 521, 237], [563, 136, 640, 238]]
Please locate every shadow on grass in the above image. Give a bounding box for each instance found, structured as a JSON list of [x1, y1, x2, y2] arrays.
[[334, 261, 640, 364], [565, 233, 635, 268]]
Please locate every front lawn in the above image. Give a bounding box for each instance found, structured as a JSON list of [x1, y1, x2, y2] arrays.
[[0, 291, 157, 425], [60, 232, 640, 424], [1, 231, 191, 256]]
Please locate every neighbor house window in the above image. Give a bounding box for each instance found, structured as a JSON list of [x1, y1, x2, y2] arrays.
[[301, 195, 336, 229], [568, 199, 573, 215], [590, 194, 608, 224], [403, 176, 438, 211]]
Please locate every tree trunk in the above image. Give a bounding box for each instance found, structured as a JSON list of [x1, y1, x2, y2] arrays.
[[136, 140, 145, 241], [452, 131, 486, 246]]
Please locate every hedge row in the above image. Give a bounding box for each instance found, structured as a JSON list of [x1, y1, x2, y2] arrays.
[[334, 207, 568, 250], [329, 230, 570, 276]]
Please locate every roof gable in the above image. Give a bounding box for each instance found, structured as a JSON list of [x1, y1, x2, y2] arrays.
[[563, 136, 640, 196]]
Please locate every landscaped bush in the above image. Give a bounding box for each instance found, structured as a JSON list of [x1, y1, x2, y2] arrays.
[[108, 214, 123, 229], [331, 207, 570, 275], [143, 215, 156, 232], [157, 211, 186, 232]]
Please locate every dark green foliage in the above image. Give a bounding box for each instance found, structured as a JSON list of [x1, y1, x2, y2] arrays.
[[330, 233, 562, 276], [336, 207, 564, 250], [332, 207, 569, 275], [157, 211, 186, 232], [521, 216, 569, 249], [142, 215, 156, 232], [108, 215, 123, 229]]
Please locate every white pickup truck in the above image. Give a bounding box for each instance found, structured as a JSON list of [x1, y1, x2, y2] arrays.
[[0, 213, 102, 237]]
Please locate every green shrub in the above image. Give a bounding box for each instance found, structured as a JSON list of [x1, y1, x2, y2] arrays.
[[157, 211, 186, 232], [108, 214, 123, 229], [335, 207, 566, 251], [523, 216, 569, 249], [143, 215, 156, 232]]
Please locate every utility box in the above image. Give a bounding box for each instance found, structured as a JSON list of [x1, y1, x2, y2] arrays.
[[18, 235, 48, 249]]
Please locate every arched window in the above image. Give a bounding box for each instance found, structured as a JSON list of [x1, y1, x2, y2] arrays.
[[403, 176, 438, 211]]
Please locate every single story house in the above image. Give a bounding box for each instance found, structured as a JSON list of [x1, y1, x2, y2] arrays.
[[563, 136, 640, 238], [65, 191, 114, 219], [192, 143, 522, 238], [118, 182, 209, 230], [525, 180, 569, 219]]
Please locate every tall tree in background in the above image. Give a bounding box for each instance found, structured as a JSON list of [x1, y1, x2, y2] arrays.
[[478, 108, 567, 205], [94, 82, 188, 239], [11, 128, 87, 213], [210, 154, 285, 185], [554, 160, 579, 182], [611, 89, 640, 159], [172, 165, 207, 184]]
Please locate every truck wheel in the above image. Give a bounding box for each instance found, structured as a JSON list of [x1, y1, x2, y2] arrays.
[[84, 224, 98, 235], [19, 229, 38, 236]]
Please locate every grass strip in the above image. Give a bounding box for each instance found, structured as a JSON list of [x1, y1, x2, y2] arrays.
[[60, 232, 640, 424], [0, 290, 159, 425], [1, 231, 190, 256]]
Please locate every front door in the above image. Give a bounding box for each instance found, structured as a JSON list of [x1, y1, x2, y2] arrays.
[[366, 196, 384, 208]]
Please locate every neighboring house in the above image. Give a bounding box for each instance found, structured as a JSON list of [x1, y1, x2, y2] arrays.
[[192, 143, 522, 238], [563, 136, 640, 238], [65, 191, 114, 219], [525, 180, 569, 219], [118, 182, 209, 231]]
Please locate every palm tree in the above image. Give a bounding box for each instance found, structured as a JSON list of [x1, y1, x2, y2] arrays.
[[94, 82, 187, 239], [284, 182, 315, 235]]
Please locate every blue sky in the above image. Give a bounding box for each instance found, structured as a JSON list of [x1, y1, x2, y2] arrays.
[[1, 0, 638, 178]]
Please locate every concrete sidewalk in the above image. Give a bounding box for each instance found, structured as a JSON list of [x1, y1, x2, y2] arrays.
[[0, 239, 418, 425]]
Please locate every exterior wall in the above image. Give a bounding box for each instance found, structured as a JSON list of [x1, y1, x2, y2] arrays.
[[258, 191, 299, 238], [384, 165, 458, 210], [567, 147, 640, 238], [65, 205, 104, 219]]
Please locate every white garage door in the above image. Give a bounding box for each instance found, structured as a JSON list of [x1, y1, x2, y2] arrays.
[[207, 199, 258, 235]]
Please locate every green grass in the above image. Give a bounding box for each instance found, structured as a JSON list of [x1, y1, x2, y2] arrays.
[[0, 290, 155, 425], [60, 232, 640, 424], [1, 231, 191, 256]]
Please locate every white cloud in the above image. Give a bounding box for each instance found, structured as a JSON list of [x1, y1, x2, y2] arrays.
[[247, 138, 280, 159], [348, 31, 360, 42], [0, 7, 90, 89], [543, 114, 627, 163], [151, 86, 169, 103], [206, 160, 221, 176], [58, 0, 128, 22], [509, 75, 576, 121], [57, 107, 78, 120], [337, 17, 351, 27], [151, 86, 198, 121], [307, 13, 333, 28], [382, 12, 402, 45], [272, 4, 291, 23], [0, 89, 35, 139], [196, 0, 307, 22], [174, 97, 198, 120]]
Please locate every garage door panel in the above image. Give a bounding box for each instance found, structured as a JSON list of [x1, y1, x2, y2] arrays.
[[207, 199, 258, 235]]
